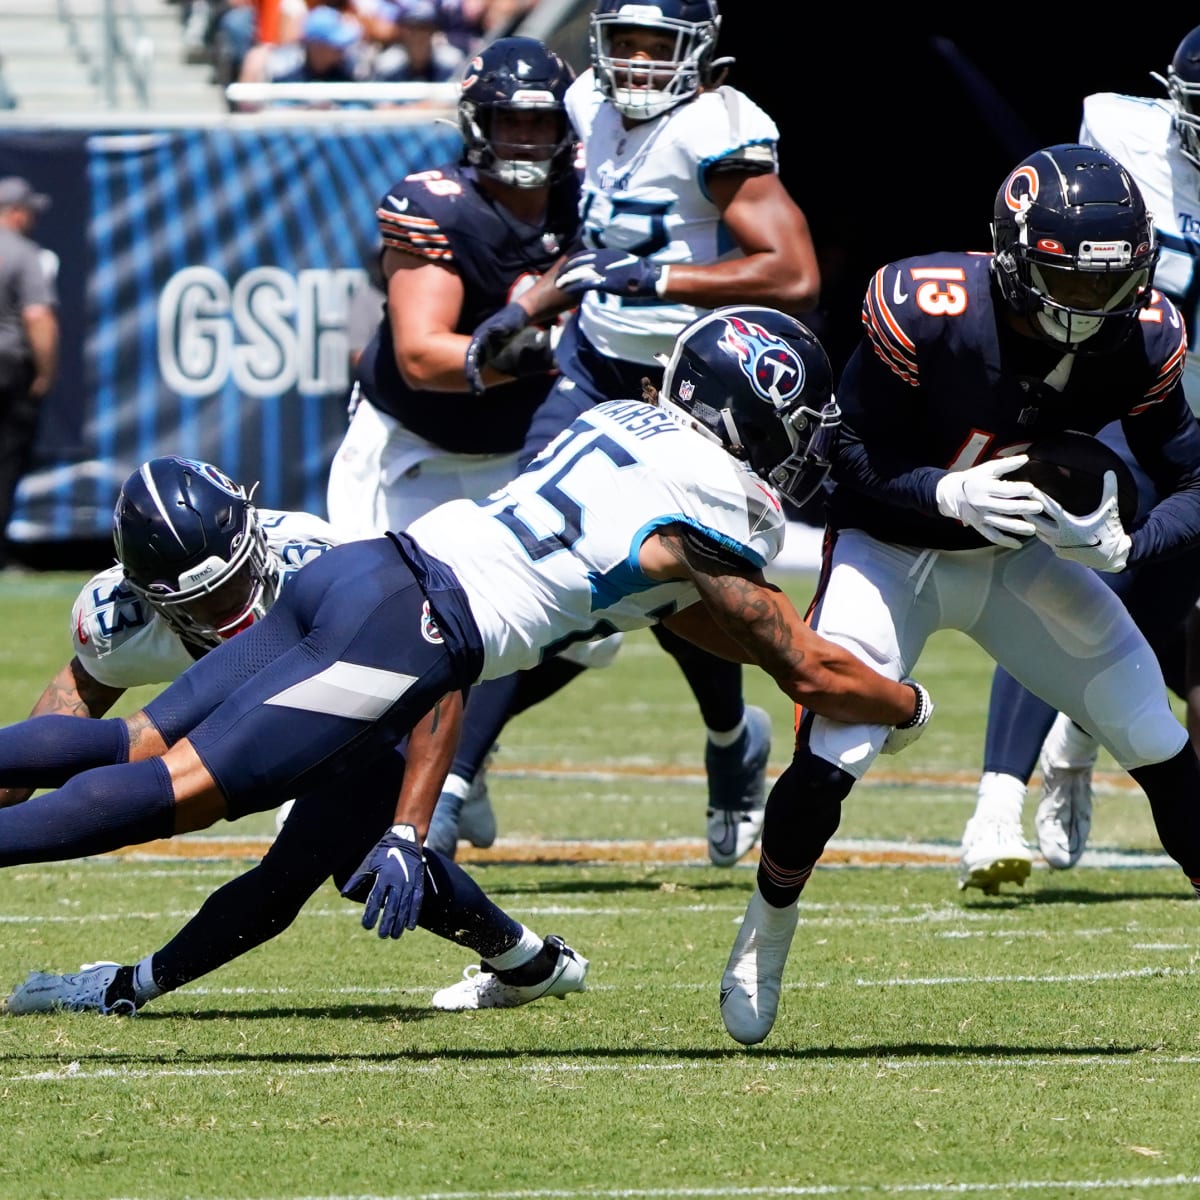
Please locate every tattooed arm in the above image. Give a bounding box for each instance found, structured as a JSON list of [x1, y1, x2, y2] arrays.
[[647, 525, 917, 727], [0, 658, 126, 807]]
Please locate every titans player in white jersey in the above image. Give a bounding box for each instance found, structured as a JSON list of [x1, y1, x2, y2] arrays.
[[0, 457, 339, 812], [959, 28, 1200, 892], [0, 309, 931, 1022], [456, 0, 824, 869], [3, 456, 589, 1016]]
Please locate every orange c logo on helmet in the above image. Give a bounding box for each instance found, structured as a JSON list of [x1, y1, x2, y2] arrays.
[[1003, 165, 1039, 212], [1035, 238, 1065, 254]]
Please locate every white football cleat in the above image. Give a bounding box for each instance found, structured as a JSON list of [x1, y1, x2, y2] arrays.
[[720, 888, 798, 1046], [958, 815, 1032, 894], [1036, 765, 1093, 869], [705, 705, 772, 867], [1036, 713, 1096, 869], [432, 936, 588, 1011], [5, 961, 136, 1016]]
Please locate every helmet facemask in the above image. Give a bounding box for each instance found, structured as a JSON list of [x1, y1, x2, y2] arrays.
[[995, 203, 1156, 351], [462, 101, 575, 188], [658, 306, 840, 506], [126, 508, 280, 650], [1157, 30, 1200, 171], [590, 9, 719, 121]]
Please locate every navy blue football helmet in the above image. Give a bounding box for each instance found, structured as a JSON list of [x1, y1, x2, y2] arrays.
[[991, 144, 1158, 352], [458, 37, 576, 188], [112, 456, 279, 650], [589, 0, 727, 121], [1162, 27, 1200, 170], [660, 305, 840, 504]]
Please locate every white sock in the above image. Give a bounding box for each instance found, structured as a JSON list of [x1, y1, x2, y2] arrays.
[[440, 773, 471, 800], [1042, 711, 1100, 771], [708, 716, 746, 749], [483, 924, 543, 971], [134, 955, 164, 1004], [973, 771, 1027, 824]]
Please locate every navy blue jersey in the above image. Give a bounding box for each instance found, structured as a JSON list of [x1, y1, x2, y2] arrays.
[[829, 251, 1200, 565], [356, 163, 581, 455]]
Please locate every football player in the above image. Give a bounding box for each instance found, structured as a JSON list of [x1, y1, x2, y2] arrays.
[[4, 456, 586, 1015], [326, 35, 617, 860], [0, 307, 929, 1025], [0, 454, 339, 813], [960, 27, 1200, 891], [455, 0, 824, 868], [720, 145, 1200, 1047]]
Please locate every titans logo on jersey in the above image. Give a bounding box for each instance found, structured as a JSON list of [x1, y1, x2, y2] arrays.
[[830, 251, 1200, 554], [356, 163, 582, 455]]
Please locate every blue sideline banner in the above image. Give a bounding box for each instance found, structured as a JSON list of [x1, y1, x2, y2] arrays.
[[0, 116, 460, 543]]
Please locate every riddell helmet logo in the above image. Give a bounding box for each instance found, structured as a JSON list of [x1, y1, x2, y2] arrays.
[[718, 317, 804, 406], [420, 600, 444, 645]]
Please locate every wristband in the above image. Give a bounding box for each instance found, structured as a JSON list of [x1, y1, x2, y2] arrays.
[[390, 822, 419, 843], [895, 681, 928, 730], [654, 264, 671, 299]]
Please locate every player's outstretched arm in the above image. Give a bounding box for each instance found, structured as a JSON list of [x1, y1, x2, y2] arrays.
[[0, 659, 126, 809], [649, 528, 918, 728]]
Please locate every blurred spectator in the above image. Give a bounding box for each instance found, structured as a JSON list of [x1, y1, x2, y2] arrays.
[[369, 0, 466, 85], [0, 178, 57, 572], [212, 0, 359, 91], [237, 5, 366, 108]]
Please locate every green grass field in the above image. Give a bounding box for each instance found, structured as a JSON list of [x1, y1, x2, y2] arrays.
[[0, 570, 1197, 1200]]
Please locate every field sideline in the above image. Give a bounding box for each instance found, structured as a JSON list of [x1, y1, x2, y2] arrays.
[[0, 570, 1197, 1199]]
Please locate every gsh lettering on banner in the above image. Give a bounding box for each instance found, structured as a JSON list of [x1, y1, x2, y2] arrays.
[[157, 266, 368, 397]]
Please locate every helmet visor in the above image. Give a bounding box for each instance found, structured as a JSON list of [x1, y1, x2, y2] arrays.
[[1030, 261, 1151, 316]]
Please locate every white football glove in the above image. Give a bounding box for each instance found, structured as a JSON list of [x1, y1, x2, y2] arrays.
[[880, 680, 933, 755], [934, 455, 1042, 549], [1027, 468, 1131, 573]]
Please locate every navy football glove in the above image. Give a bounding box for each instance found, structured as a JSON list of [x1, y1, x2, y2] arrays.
[[465, 301, 530, 397], [555, 249, 663, 299], [341, 823, 426, 939]]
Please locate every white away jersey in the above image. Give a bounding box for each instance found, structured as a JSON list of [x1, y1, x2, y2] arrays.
[[408, 399, 786, 680], [1080, 92, 1200, 403], [566, 71, 780, 366], [72, 509, 341, 689]]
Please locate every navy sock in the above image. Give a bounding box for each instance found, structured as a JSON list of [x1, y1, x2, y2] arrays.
[[153, 856, 325, 993], [0, 758, 175, 866], [0, 715, 130, 787], [1131, 747, 1200, 880], [420, 849, 523, 959], [757, 742, 855, 908]]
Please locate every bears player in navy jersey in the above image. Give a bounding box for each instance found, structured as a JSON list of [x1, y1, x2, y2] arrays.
[[326, 35, 622, 860], [720, 144, 1200, 1047], [445, 0, 824, 868], [0, 307, 931, 1020], [960, 27, 1200, 891]]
